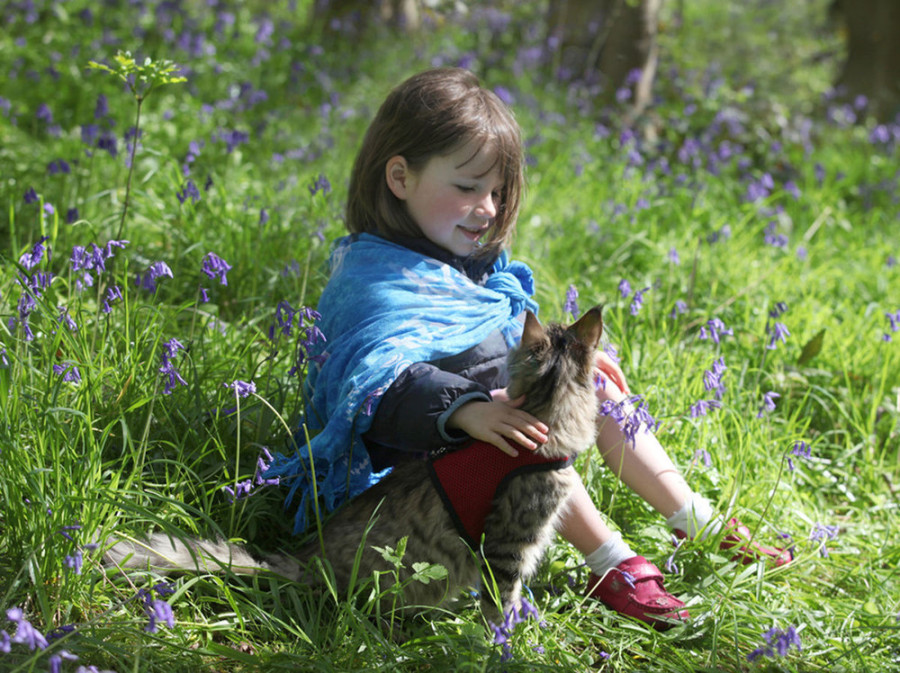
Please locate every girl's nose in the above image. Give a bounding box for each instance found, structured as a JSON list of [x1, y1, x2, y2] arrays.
[[475, 193, 497, 219]]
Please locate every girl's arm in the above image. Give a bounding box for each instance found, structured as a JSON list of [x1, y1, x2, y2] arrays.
[[363, 362, 494, 454]]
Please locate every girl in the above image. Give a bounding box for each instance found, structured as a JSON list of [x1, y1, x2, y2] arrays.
[[267, 67, 790, 629]]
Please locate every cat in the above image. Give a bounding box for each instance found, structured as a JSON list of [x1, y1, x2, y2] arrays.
[[106, 306, 603, 621]]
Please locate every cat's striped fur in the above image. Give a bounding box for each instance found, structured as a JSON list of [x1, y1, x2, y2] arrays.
[[106, 306, 603, 620]]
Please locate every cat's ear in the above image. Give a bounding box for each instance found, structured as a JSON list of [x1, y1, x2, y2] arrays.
[[521, 310, 544, 347], [569, 305, 603, 349]]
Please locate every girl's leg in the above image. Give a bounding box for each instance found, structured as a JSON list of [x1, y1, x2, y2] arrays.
[[595, 390, 693, 518], [594, 379, 716, 537]]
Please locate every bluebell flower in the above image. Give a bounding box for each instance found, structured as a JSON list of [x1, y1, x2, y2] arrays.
[[767, 322, 790, 350], [19, 236, 50, 270], [224, 379, 255, 398], [159, 338, 187, 394], [24, 187, 39, 204], [66, 207, 79, 224], [48, 649, 79, 673], [36, 102, 53, 124], [630, 287, 650, 316], [809, 523, 839, 557], [136, 261, 174, 292], [668, 247, 680, 265], [259, 208, 269, 226], [145, 599, 175, 633], [102, 285, 123, 314], [757, 391, 780, 418], [201, 252, 232, 286], [223, 479, 254, 502], [94, 93, 109, 120], [564, 284, 579, 321], [308, 173, 331, 196], [747, 625, 801, 662], [53, 363, 82, 385], [698, 317, 733, 344], [64, 550, 84, 575], [6, 607, 49, 650], [618, 279, 631, 299], [176, 179, 201, 204], [669, 300, 688, 319], [690, 399, 722, 418]]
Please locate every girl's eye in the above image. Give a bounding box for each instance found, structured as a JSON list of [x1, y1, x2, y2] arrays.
[[456, 185, 476, 193]]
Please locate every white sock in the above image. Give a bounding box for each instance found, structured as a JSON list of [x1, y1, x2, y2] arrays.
[[583, 532, 635, 576], [665, 493, 722, 540]]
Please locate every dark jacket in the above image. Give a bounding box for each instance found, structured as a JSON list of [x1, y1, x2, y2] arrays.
[[363, 236, 514, 471]]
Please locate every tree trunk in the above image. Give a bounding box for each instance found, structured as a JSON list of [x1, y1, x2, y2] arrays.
[[547, 0, 662, 118], [833, 0, 900, 121]]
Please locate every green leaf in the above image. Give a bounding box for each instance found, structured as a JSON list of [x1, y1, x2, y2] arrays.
[[797, 328, 826, 366], [411, 562, 449, 584]]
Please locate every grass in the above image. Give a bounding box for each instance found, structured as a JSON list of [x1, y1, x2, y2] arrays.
[[1, 1, 899, 671]]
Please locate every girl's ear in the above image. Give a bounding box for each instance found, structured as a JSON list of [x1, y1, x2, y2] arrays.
[[385, 155, 410, 200]]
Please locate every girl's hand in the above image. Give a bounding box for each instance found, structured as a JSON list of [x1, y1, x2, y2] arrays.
[[595, 350, 631, 396], [446, 396, 549, 457]]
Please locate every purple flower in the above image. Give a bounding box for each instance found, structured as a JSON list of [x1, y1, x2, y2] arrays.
[[94, 93, 109, 119], [19, 236, 50, 270], [747, 625, 801, 661], [53, 363, 82, 385], [145, 599, 175, 633], [6, 607, 49, 651], [64, 550, 84, 575], [690, 399, 722, 418], [599, 395, 659, 446], [669, 300, 688, 319], [618, 279, 631, 299], [489, 598, 542, 663], [757, 391, 780, 418], [259, 208, 269, 226], [810, 523, 839, 557], [564, 284, 579, 320], [49, 650, 79, 673], [788, 440, 811, 471], [36, 102, 53, 124], [201, 252, 232, 286], [48, 158, 71, 175], [224, 379, 256, 398], [176, 179, 201, 204], [767, 322, 791, 350], [223, 479, 254, 502], [308, 173, 331, 196], [630, 287, 650, 316], [694, 448, 712, 467], [493, 85, 514, 105], [699, 317, 733, 345], [24, 187, 39, 204], [667, 247, 680, 265], [136, 261, 174, 292], [159, 338, 187, 394], [102, 285, 123, 314]]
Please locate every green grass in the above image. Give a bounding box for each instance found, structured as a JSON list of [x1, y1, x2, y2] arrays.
[[2, 1, 899, 671]]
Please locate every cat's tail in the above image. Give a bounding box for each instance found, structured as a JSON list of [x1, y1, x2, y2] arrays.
[[104, 533, 303, 581]]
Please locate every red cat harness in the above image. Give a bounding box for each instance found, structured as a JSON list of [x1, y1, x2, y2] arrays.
[[428, 440, 575, 549]]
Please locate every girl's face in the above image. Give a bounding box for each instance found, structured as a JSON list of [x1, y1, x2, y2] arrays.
[[386, 142, 504, 257]]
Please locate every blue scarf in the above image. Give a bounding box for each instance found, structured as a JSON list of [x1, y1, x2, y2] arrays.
[[265, 233, 538, 533]]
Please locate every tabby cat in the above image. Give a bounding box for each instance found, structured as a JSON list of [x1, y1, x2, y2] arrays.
[[107, 306, 603, 620]]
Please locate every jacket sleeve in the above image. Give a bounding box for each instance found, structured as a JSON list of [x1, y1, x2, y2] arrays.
[[363, 362, 492, 454]]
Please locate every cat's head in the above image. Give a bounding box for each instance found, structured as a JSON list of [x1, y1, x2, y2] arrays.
[[506, 306, 603, 425]]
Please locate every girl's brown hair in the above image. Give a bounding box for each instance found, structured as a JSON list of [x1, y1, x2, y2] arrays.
[[346, 67, 525, 258]]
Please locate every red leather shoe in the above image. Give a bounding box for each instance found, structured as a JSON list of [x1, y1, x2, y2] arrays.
[[673, 518, 793, 567], [587, 556, 689, 630]]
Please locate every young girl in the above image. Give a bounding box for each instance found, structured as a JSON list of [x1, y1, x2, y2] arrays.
[[267, 67, 791, 629]]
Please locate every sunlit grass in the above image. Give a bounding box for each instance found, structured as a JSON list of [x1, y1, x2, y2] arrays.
[[1, 1, 898, 672]]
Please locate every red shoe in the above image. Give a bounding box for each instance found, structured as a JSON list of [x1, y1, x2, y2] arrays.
[[587, 556, 689, 630], [674, 518, 793, 567]]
